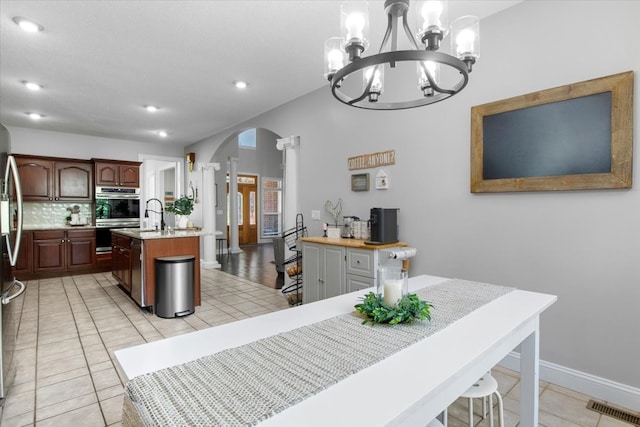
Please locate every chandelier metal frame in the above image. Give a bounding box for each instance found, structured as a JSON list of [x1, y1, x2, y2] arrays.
[[328, 0, 476, 110]]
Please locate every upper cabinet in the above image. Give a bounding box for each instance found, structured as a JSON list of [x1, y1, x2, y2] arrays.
[[14, 155, 93, 202], [93, 159, 141, 188]]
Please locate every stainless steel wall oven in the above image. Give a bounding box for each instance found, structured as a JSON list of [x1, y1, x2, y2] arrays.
[[95, 187, 140, 253]]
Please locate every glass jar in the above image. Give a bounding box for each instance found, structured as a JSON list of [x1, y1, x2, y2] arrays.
[[377, 266, 408, 307]]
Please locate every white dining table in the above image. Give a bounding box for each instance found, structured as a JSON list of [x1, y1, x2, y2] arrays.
[[115, 274, 556, 426]]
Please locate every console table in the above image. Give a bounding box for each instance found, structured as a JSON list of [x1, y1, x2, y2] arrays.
[[115, 275, 556, 426]]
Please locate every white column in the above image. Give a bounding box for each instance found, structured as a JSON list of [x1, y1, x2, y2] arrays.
[[228, 157, 242, 254], [200, 162, 221, 269], [276, 136, 300, 262]]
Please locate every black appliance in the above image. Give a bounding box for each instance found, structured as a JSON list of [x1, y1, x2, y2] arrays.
[[367, 207, 398, 244], [95, 187, 140, 253]]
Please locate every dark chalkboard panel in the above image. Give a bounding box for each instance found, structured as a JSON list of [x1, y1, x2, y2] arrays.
[[483, 92, 612, 180], [471, 71, 633, 192]]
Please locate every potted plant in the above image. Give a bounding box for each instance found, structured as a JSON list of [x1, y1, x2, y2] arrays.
[[166, 196, 194, 228]]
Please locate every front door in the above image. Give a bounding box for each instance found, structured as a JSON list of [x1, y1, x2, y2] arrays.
[[228, 174, 258, 245]]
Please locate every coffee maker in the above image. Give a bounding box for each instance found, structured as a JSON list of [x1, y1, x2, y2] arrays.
[[341, 216, 359, 238], [367, 207, 398, 244]]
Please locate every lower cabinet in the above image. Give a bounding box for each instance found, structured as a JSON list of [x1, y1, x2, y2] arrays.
[[302, 243, 345, 304], [112, 234, 132, 292], [67, 229, 96, 271], [302, 240, 406, 305], [14, 231, 33, 275], [34, 229, 96, 272], [15, 229, 96, 278]]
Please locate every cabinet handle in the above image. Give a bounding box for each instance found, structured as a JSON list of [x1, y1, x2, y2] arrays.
[[61, 239, 65, 243], [356, 260, 361, 264]]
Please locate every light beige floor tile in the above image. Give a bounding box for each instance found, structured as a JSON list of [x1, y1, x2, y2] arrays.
[[35, 402, 104, 427], [35, 391, 96, 422], [84, 344, 111, 366], [37, 366, 90, 388], [36, 353, 87, 380], [0, 410, 35, 427], [1, 389, 35, 419], [36, 375, 94, 409], [539, 388, 600, 427], [91, 368, 122, 391], [100, 394, 124, 425], [80, 333, 104, 348], [597, 414, 634, 426], [97, 384, 124, 402], [539, 410, 586, 427], [90, 360, 115, 374]]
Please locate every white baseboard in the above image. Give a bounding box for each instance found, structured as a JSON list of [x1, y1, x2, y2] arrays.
[[499, 352, 640, 412]]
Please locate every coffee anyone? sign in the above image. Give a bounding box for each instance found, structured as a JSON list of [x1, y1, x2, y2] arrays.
[[348, 150, 395, 170]]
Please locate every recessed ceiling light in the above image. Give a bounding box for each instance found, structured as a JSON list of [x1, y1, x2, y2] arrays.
[[23, 81, 43, 91], [26, 112, 44, 120], [233, 80, 248, 89], [13, 17, 44, 33], [157, 130, 168, 138], [145, 105, 159, 112]]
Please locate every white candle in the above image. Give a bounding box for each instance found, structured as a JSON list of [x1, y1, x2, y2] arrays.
[[384, 279, 404, 306]]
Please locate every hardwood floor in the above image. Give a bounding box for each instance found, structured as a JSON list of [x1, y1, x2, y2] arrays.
[[218, 243, 285, 290]]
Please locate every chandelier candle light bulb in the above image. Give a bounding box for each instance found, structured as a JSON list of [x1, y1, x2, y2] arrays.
[[325, 0, 479, 110]]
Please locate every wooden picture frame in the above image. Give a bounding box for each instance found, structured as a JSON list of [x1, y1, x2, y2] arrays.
[[351, 173, 370, 191], [471, 71, 633, 193]]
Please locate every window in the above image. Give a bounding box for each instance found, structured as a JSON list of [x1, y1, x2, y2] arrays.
[[238, 128, 256, 149], [262, 178, 282, 237]]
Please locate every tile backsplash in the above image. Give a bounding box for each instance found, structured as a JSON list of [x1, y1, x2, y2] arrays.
[[22, 202, 92, 228]]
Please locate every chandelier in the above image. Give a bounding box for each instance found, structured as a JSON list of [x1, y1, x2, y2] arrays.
[[324, 0, 479, 110]]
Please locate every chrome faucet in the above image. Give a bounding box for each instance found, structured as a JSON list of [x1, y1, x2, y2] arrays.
[[144, 198, 165, 231]]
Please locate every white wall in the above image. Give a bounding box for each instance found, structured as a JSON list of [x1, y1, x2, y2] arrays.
[[185, 1, 640, 406], [6, 126, 184, 160]]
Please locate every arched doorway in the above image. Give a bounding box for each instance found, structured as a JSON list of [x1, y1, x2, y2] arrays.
[[211, 128, 284, 251]]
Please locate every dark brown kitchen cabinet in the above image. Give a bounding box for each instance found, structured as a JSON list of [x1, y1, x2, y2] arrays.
[[67, 229, 96, 270], [14, 155, 93, 201], [93, 159, 141, 188], [33, 230, 66, 272], [111, 234, 132, 292], [32, 229, 96, 273], [13, 231, 33, 275]]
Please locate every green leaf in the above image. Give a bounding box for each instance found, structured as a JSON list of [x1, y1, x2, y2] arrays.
[[354, 292, 433, 325]]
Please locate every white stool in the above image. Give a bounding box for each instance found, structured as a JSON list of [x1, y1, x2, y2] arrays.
[[460, 372, 504, 427]]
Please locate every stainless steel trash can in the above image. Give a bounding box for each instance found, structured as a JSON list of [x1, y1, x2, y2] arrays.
[[155, 255, 195, 318]]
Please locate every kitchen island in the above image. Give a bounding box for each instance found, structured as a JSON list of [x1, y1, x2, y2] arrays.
[[111, 228, 204, 310]]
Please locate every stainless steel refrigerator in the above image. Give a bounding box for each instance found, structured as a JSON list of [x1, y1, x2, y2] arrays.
[[0, 123, 26, 405]]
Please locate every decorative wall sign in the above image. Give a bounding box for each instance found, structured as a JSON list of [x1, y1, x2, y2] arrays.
[[348, 150, 395, 170], [351, 173, 370, 191], [375, 169, 389, 190]]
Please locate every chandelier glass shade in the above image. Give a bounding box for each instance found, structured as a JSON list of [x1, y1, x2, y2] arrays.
[[324, 0, 480, 110]]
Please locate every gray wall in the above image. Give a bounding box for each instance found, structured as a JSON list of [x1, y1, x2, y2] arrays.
[[6, 126, 184, 160], [186, 1, 640, 393]]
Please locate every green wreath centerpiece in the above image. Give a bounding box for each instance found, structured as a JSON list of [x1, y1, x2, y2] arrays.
[[355, 292, 433, 325]]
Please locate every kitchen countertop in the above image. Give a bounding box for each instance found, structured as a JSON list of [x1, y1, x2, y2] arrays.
[[300, 236, 408, 249], [112, 228, 207, 240], [23, 224, 97, 230]]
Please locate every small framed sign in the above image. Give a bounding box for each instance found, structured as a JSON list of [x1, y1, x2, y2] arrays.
[[351, 173, 370, 191]]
